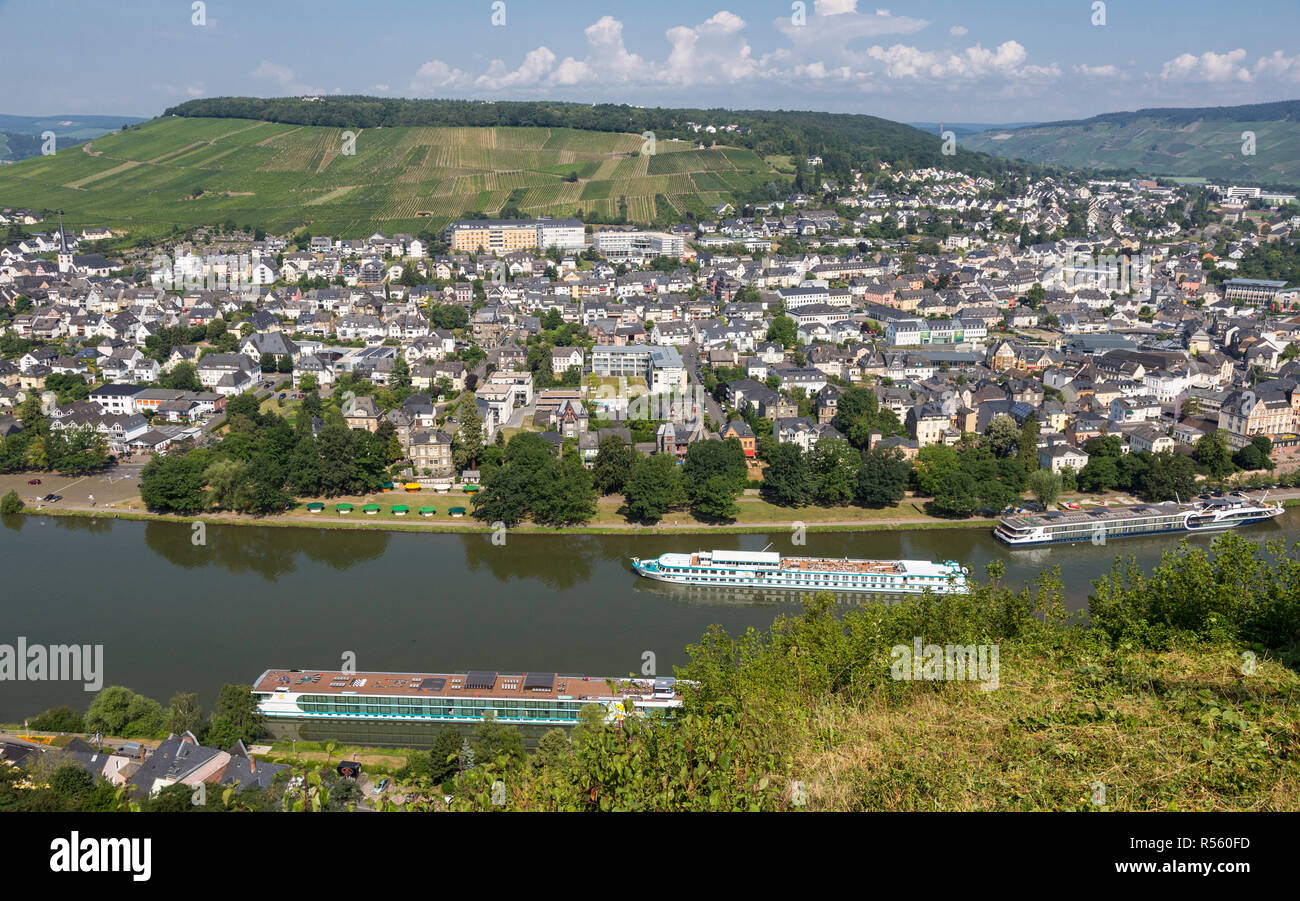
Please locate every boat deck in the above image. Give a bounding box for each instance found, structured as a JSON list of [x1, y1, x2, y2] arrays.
[[253, 668, 678, 703]]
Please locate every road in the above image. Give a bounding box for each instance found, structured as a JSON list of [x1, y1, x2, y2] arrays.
[[681, 344, 726, 427]]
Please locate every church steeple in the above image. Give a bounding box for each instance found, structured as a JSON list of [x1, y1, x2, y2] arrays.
[[57, 210, 72, 274]]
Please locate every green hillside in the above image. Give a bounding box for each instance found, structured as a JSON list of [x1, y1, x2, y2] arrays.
[[0, 115, 782, 238], [963, 100, 1300, 187], [0, 131, 43, 163]]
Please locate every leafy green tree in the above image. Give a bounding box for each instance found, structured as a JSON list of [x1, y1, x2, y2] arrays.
[[691, 474, 740, 522], [166, 692, 204, 736], [984, 415, 1019, 458], [1194, 430, 1236, 479], [86, 686, 164, 738], [28, 706, 84, 732], [591, 436, 638, 495], [1017, 418, 1040, 472], [472, 716, 526, 771], [140, 452, 210, 514], [1027, 468, 1062, 506], [856, 445, 909, 507], [0, 489, 22, 515], [453, 394, 484, 472], [531, 456, 598, 526], [1137, 451, 1196, 502], [765, 315, 798, 348], [761, 442, 811, 506], [204, 684, 265, 748], [623, 453, 685, 524], [808, 438, 858, 506]]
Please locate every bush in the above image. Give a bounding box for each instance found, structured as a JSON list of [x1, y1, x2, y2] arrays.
[[0, 489, 23, 514]]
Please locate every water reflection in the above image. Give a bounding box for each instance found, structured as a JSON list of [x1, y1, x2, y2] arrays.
[[143, 522, 391, 581], [458, 532, 605, 590], [631, 577, 917, 609]]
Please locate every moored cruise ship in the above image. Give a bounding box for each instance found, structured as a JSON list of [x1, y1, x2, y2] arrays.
[[631, 550, 970, 594], [994, 493, 1284, 546], [253, 668, 683, 737]]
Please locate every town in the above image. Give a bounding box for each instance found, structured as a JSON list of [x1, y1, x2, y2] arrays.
[[1, 165, 1299, 528]]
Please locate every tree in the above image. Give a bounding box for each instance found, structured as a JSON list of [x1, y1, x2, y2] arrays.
[[140, 452, 209, 514], [855, 445, 909, 507], [591, 436, 638, 495], [453, 394, 484, 472], [984, 415, 1019, 458], [761, 442, 811, 506], [160, 362, 202, 392], [530, 456, 598, 526], [1138, 451, 1196, 502], [166, 692, 204, 736], [1017, 418, 1040, 472], [808, 438, 858, 506], [682, 439, 747, 501], [1078, 454, 1119, 492], [1027, 468, 1062, 507], [1194, 429, 1237, 479], [204, 684, 264, 748], [472, 716, 526, 771], [765, 315, 798, 348], [471, 462, 534, 526], [86, 686, 165, 738], [204, 458, 249, 511], [691, 474, 740, 522], [623, 453, 685, 524], [0, 489, 22, 515]]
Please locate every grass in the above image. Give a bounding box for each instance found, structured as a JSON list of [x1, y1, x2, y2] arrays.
[[0, 116, 782, 238], [794, 643, 1300, 811]]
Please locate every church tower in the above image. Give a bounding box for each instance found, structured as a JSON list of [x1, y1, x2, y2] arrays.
[[56, 212, 73, 274]]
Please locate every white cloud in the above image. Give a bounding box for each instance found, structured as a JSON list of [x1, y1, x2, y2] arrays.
[[187, 84, 205, 98], [251, 61, 324, 95], [661, 12, 760, 86], [410, 59, 469, 92], [866, 40, 1060, 82], [949, 25, 968, 37], [1074, 64, 1122, 78], [1252, 50, 1300, 83], [1159, 49, 1252, 83], [815, 0, 858, 14]]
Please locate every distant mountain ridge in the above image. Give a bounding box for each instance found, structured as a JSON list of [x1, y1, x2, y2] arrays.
[[963, 99, 1300, 187], [0, 114, 148, 162]]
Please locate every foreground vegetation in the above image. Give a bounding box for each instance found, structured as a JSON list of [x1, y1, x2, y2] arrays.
[[7, 533, 1297, 811]]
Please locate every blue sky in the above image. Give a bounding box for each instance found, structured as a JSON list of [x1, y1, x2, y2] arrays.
[[5, 0, 1300, 122]]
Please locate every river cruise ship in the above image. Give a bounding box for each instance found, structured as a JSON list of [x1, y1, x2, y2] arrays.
[[252, 668, 682, 730], [994, 493, 1283, 546], [631, 550, 970, 594]]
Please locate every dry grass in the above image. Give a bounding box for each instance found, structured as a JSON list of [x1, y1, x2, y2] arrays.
[[792, 645, 1300, 811]]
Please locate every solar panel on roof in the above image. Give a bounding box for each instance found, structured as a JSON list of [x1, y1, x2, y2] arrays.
[[523, 672, 555, 691], [420, 678, 447, 691], [464, 671, 497, 690]]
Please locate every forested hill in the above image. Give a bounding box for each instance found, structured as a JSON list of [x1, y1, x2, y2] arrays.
[[162, 96, 1034, 180], [964, 99, 1300, 186]]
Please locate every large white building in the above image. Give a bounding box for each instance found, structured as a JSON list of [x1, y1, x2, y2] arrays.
[[588, 344, 687, 392], [592, 230, 685, 260]]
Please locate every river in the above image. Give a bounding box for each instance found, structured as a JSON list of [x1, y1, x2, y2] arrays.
[[1, 509, 1296, 721]]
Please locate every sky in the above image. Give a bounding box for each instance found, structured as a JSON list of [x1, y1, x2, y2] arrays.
[[4, 0, 1300, 123]]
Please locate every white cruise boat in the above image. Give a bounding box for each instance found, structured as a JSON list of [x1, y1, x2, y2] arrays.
[[994, 493, 1284, 546], [631, 549, 970, 594]]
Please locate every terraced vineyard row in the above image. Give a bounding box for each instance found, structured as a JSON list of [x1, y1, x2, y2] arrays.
[[0, 117, 781, 237]]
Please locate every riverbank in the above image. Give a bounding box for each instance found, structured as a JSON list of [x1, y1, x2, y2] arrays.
[[6, 469, 1298, 536], [12, 503, 997, 536]]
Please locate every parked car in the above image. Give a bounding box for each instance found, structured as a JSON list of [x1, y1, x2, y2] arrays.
[[371, 777, 389, 795], [41, 494, 62, 502], [278, 392, 286, 399], [27, 478, 40, 485]]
